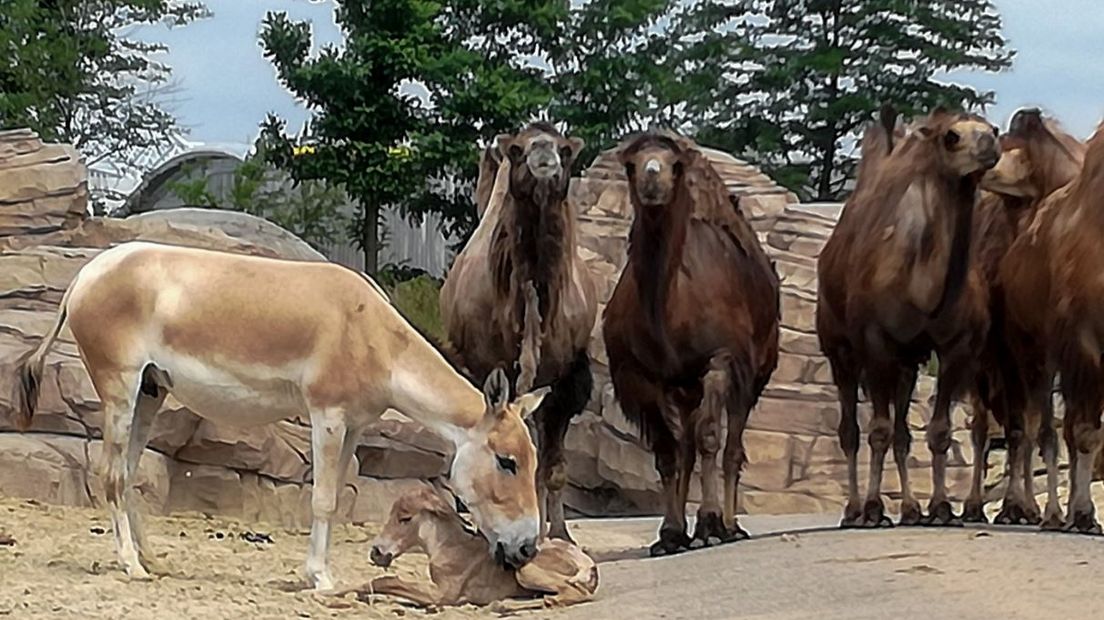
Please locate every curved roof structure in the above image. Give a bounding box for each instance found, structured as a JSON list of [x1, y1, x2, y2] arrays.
[[119, 146, 246, 216]]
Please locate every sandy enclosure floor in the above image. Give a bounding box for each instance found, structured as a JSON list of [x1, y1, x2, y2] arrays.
[[0, 497, 501, 619]]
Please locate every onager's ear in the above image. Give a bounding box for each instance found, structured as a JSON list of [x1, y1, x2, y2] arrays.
[[514, 386, 551, 419], [482, 367, 510, 412]]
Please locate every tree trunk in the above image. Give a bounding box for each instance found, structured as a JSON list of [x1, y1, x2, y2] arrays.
[[817, 130, 838, 201], [362, 202, 380, 275]]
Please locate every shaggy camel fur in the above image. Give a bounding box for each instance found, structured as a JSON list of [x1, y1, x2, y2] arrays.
[[12, 242, 550, 590], [964, 109, 1085, 528], [1027, 121, 1104, 534], [360, 485, 599, 608], [440, 123, 598, 542], [817, 106, 999, 528], [603, 132, 780, 556]]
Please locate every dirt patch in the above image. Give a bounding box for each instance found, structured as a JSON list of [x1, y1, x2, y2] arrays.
[[0, 497, 489, 619]]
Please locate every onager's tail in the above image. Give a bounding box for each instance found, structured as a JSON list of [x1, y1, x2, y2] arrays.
[[11, 284, 73, 431]]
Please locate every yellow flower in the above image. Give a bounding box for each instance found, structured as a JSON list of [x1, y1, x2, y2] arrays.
[[387, 145, 413, 160], [293, 144, 317, 157]]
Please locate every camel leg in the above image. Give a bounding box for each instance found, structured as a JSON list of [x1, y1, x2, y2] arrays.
[[304, 409, 359, 591], [1020, 406, 1043, 525], [893, 366, 922, 526], [924, 346, 971, 527], [722, 373, 752, 541], [542, 353, 592, 543], [860, 366, 895, 529], [93, 369, 151, 580], [828, 357, 862, 528], [1036, 379, 1064, 530], [962, 390, 989, 522], [691, 355, 729, 547], [995, 394, 1028, 526], [650, 421, 690, 557], [1063, 399, 1103, 535]]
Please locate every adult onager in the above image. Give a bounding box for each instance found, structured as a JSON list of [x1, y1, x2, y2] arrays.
[[963, 109, 1085, 527], [603, 132, 780, 556], [12, 241, 549, 590], [441, 123, 598, 542], [1030, 122, 1104, 533], [817, 106, 999, 528], [362, 485, 598, 608]]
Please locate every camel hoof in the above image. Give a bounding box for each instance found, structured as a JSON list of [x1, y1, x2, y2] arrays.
[[922, 502, 961, 527], [649, 530, 690, 557], [692, 512, 727, 548], [1040, 510, 1065, 532], [995, 503, 1027, 526], [548, 529, 576, 545], [898, 501, 924, 527], [727, 524, 750, 542], [859, 500, 893, 528], [1063, 512, 1103, 536], [961, 501, 988, 524]]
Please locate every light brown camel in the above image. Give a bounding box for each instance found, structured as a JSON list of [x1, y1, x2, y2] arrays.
[[1029, 121, 1104, 533], [440, 123, 598, 542], [603, 132, 780, 556], [963, 109, 1086, 527], [817, 106, 999, 528], [12, 241, 550, 590], [357, 485, 598, 608]]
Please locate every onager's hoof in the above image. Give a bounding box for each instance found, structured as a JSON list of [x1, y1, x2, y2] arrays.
[[860, 499, 894, 529], [898, 500, 924, 527], [690, 512, 728, 548], [921, 501, 962, 527], [994, 502, 1029, 526], [1062, 511, 1103, 536], [961, 500, 988, 524], [649, 530, 691, 557]]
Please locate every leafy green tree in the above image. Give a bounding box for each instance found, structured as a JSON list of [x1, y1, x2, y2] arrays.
[[684, 0, 1014, 200], [0, 1, 208, 183], [167, 129, 349, 248]]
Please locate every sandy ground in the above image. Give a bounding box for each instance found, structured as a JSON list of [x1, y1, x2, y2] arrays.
[[4, 497, 1104, 619]]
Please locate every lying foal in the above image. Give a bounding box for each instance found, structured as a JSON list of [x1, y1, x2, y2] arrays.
[[359, 485, 598, 608]]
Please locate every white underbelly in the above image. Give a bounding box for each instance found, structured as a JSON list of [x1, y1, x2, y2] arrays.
[[152, 350, 306, 426]]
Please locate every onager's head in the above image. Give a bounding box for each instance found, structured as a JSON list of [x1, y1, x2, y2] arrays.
[[449, 368, 547, 568], [618, 133, 694, 210], [981, 108, 1085, 199], [496, 123, 584, 188], [369, 485, 457, 568], [917, 108, 1000, 177]]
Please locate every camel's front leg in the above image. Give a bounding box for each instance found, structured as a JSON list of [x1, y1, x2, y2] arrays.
[[305, 409, 359, 591]]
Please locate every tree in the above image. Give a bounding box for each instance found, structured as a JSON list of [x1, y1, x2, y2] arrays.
[[684, 0, 1014, 200], [167, 122, 350, 248], [260, 1, 566, 271], [0, 0, 208, 203]]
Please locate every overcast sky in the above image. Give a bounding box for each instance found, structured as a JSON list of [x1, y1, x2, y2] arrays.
[[141, 0, 1104, 151]]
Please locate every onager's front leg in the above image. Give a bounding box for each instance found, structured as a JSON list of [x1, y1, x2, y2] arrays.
[[305, 409, 359, 591], [359, 575, 444, 607]]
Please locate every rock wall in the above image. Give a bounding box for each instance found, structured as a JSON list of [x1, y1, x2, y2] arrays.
[[0, 130, 435, 528], [563, 146, 979, 517]]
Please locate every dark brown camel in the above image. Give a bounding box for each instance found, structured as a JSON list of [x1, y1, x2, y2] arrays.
[[440, 123, 597, 542], [1027, 121, 1104, 534], [963, 109, 1085, 528], [603, 132, 780, 556], [817, 106, 999, 528]]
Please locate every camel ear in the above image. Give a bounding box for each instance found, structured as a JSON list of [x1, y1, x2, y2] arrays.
[[494, 134, 514, 160], [560, 137, 585, 163], [482, 367, 510, 412], [514, 386, 550, 419]]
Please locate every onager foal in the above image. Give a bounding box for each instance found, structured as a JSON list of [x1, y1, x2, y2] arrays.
[[364, 485, 598, 608], [12, 241, 548, 590]]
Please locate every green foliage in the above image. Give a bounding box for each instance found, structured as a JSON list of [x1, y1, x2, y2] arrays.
[[0, 1, 208, 180], [683, 0, 1014, 200], [385, 274, 445, 342], [167, 137, 349, 247]]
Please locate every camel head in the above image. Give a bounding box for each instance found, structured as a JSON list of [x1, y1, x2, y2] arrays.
[[495, 123, 584, 190], [619, 132, 696, 210], [917, 107, 1000, 177], [982, 108, 1084, 199], [369, 484, 457, 568], [448, 368, 548, 568]]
